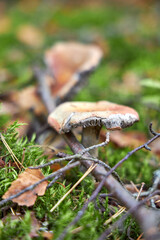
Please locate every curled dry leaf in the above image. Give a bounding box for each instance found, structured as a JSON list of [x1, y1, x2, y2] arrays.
[[45, 42, 103, 102], [3, 168, 48, 206]]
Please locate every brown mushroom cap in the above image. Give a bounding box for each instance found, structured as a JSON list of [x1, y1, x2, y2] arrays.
[[45, 42, 103, 102], [45, 42, 103, 78], [48, 101, 139, 133]]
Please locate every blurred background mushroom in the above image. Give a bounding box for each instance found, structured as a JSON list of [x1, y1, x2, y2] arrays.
[[36, 42, 103, 110]]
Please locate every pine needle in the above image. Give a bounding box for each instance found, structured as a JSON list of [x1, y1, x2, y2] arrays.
[[50, 163, 97, 212], [1, 133, 25, 170], [104, 206, 126, 225]]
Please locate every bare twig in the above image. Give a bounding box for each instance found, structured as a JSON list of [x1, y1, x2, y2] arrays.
[[29, 133, 122, 184], [34, 67, 56, 113], [98, 190, 160, 240], [29, 153, 81, 169], [29, 133, 109, 169], [56, 172, 107, 240], [59, 124, 160, 240], [133, 169, 160, 198]]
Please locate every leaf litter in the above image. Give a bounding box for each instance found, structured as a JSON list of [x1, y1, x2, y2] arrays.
[[3, 168, 48, 206]]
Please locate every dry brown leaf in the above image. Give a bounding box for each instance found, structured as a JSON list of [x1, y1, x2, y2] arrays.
[[50, 163, 62, 172], [41, 231, 54, 240], [150, 137, 160, 158], [11, 86, 46, 115], [109, 130, 147, 148], [17, 25, 44, 47], [3, 168, 48, 206]]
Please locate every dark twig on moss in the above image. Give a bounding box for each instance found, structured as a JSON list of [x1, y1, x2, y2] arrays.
[[29, 133, 109, 169], [59, 124, 160, 240], [56, 173, 107, 240], [29, 133, 122, 184], [34, 66, 56, 113], [98, 190, 160, 240]]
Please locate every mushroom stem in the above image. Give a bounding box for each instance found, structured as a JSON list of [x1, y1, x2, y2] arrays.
[[81, 126, 101, 157]]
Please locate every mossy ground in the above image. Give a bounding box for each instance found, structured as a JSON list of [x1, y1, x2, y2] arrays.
[[0, 1, 160, 239]]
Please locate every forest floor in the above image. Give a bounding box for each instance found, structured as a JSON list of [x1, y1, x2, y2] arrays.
[[0, 1, 160, 239]]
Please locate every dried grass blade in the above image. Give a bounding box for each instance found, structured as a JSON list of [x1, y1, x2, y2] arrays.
[[1, 134, 25, 170], [50, 163, 97, 212]]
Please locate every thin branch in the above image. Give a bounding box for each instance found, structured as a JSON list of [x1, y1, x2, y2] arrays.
[[133, 169, 160, 198], [60, 124, 160, 240], [98, 190, 160, 240], [56, 172, 107, 240], [34, 66, 56, 113], [29, 153, 81, 169], [29, 133, 109, 169], [29, 133, 123, 185], [103, 123, 160, 178], [47, 175, 62, 189]]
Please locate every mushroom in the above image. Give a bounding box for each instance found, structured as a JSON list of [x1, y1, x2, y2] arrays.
[[44, 42, 103, 104], [48, 101, 139, 157]]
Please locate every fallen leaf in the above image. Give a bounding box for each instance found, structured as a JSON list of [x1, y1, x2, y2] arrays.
[[18, 0, 40, 12], [109, 130, 147, 148], [3, 168, 48, 206], [17, 25, 44, 47], [41, 231, 54, 240], [11, 86, 46, 115], [6, 49, 25, 62], [50, 163, 62, 172], [150, 137, 160, 158]]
